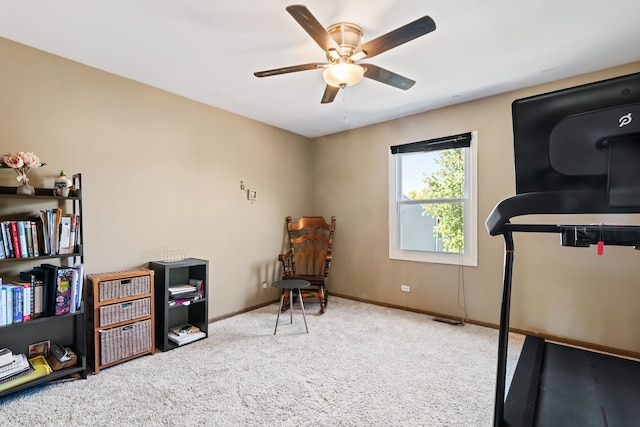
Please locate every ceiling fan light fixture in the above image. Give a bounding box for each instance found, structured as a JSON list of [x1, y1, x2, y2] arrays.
[[323, 62, 365, 88]]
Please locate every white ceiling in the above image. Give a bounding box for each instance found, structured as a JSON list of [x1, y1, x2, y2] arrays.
[[1, 1, 639, 138]]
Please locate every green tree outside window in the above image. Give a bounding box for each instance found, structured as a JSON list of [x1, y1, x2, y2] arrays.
[[407, 148, 465, 253]]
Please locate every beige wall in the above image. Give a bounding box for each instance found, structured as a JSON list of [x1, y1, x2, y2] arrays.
[[3, 35, 640, 354], [0, 37, 312, 319], [314, 62, 640, 354]]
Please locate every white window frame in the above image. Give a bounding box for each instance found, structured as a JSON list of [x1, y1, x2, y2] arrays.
[[388, 131, 478, 266]]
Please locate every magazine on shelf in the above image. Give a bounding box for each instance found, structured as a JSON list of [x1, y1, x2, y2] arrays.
[[168, 331, 206, 346], [169, 323, 200, 336], [168, 291, 203, 307], [168, 284, 197, 296], [168, 323, 205, 346]]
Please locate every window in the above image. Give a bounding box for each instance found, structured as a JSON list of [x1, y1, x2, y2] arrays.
[[389, 131, 477, 266]]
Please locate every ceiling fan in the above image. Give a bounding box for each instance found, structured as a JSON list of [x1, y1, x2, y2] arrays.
[[254, 4, 436, 104]]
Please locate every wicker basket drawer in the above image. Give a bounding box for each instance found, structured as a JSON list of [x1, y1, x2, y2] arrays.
[[99, 275, 151, 301], [100, 319, 152, 366], [99, 297, 151, 327]]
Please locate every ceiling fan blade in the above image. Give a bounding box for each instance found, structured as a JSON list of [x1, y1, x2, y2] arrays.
[[254, 62, 327, 78], [353, 16, 436, 60], [321, 85, 340, 104], [286, 5, 341, 53], [361, 63, 416, 90]]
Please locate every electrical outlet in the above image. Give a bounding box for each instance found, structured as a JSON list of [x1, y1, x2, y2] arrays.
[[401, 285, 411, 292], [262, 281, 268, 289]]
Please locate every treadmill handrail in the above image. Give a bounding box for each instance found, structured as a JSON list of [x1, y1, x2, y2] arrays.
[[485, 189, 640, 236]]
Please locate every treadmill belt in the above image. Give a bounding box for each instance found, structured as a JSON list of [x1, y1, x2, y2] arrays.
[[534, 342, 640, 426]]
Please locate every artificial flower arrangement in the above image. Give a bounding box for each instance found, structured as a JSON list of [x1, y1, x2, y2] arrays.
[[0, 151, 46, 185]]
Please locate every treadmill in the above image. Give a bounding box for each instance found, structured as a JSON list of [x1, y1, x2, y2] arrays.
[[488, 71, 640, 426]]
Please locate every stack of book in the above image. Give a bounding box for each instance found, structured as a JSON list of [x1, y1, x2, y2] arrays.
[[168, 284, 202, 307], [0, 353, 33, 386], [167, 323, 206, 346], [0, 355, 52, 393]]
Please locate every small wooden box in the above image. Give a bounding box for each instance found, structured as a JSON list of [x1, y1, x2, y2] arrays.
[[46, 347, 78, 371]]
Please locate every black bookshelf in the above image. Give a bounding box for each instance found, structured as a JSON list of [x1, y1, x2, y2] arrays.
[[0, 174, 86, 397], [149, 258, 208, 351]]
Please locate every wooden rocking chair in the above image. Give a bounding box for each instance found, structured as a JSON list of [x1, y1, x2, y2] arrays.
[[278, 215, 336, 314]]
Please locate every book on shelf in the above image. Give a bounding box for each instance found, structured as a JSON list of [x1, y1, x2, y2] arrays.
[[71, 264, 84, 313], [0, 266, 56, 320], [0, 347, 11, 367], [27, 266, 52, 317], [169, 323, 201, 336], [0, 284, 27, 324], [0, 355, 52, 393], [1, 222, 15, 258], [0, 223, 8, 257], [0, 366, 35, 388], [9, 221, 21, 258], [52, 208, 62, 255], [24, 220, 34, 257], [31, 220, 40, 257], [168, 291, 203, 307], [39, 264, 83, 316], [0, 278, 43, 324], [40, 264, 61, 315], [16, 221, 28, 258], [11, 280, 33, 321], [0, 286, 6, 327], [2, 285, 24, 324], [42, 265, 74, 315], [168, 331, 206, 346], [1, 285, 11, 325], [69, 214, 79, 254], [19, 271, 45, 318], [37, 208, 63, 256], [0, 226, 5, 259], [168, 284, 197, 296], [4, 286, 11, 325], [168, 324, 205, 346], [38, 211, 50, 255], [0, 354, 31, 382], [58, 215, 72, 254], [55, 268, 73, 315]]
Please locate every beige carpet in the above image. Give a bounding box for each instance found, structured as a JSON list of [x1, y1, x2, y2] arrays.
[[0, 297, 523, 426]]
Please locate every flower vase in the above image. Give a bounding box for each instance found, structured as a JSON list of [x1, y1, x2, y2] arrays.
[[16, 181, 35, 196]]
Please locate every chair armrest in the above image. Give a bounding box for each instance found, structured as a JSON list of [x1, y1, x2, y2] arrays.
[[279, 249, 296, 276], [323, 250, 332, 277]]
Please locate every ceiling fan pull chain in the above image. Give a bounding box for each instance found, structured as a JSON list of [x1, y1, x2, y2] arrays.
[[342, 88, 349, 122]]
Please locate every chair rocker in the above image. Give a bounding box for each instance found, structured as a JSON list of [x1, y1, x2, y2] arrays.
[[278, 215, 336, 314]]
